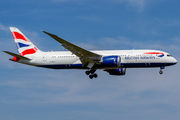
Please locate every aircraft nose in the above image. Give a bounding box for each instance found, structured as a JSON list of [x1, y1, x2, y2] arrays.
[[173, 57, 177, 64]]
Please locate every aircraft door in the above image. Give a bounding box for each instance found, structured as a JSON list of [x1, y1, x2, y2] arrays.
[[43, 54, 47, 63]]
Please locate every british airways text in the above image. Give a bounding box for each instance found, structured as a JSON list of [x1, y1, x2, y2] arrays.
[[125, 56, 156, 60]]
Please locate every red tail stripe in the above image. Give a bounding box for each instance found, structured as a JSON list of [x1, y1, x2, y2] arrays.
[[11, 32, 30, 42], [20, 47, 38, 56]]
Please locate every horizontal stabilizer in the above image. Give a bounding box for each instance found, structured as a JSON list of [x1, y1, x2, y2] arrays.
[[3, 51, 31, 60]]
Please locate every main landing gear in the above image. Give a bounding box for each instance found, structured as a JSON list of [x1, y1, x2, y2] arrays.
[[159, 66, 165, 74], [85, 69, 98, 79]]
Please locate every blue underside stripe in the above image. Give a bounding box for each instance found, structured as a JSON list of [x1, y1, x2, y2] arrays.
[[38, 63, 176, 69]]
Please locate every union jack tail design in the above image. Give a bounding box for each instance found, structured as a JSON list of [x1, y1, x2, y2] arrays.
[[10, 27, 41, 56]]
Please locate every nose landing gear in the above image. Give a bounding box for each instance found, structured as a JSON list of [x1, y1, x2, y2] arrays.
[[159, 70, 163, 74], [159, 66, 165, 74], [85, 69, 98, 79]]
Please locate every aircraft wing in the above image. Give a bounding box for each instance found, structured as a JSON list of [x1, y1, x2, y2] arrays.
[[42, 31, 102, 67]]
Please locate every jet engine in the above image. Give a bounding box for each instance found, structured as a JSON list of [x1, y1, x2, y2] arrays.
[[102, 56, 121, 67], [105, 68, 126, 75]]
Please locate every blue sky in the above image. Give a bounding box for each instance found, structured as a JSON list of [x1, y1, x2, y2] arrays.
[[0, 0, 180, 120]]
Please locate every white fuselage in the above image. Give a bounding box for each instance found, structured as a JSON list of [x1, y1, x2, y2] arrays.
[[17, 49, 177, 69]]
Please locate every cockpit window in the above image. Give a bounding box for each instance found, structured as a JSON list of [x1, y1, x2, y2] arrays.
[[167, 54, 172, 57]]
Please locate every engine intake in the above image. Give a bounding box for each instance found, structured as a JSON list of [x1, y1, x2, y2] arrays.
[[102, 55, 121, 68]]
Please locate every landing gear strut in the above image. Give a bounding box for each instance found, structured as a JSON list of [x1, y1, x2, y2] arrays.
[[85, 69, 98, 79], [159, 66, 165, 74]]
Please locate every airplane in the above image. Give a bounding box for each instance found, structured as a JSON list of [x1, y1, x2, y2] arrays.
[[3, 27, 177, 79]]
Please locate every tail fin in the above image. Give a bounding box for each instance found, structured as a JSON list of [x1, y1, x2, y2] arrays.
[[9, 27, 41, 56]]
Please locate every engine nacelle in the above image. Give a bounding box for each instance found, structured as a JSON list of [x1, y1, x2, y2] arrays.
[[105, 68, 126, 75], [102, 55, 121, 68]]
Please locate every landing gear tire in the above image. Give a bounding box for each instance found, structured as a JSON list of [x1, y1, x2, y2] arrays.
[[86, 69, 98, 79], [89, 74, 98, 79], [86, 71, 90, 75], [90, 69, 96, 74], [93, 73, 98, 78], [159, 71, 163, 74], [159, 66, 165, 75], [89, 75, 94, 79]]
